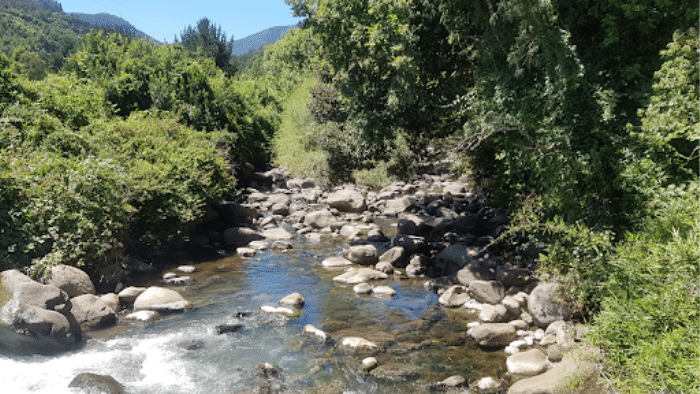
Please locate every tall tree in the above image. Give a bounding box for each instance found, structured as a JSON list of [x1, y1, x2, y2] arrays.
[[177, 17, 236, 76]]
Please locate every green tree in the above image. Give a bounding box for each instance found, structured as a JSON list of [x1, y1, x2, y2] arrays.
[[177, 17, 236, 76], [11, 46, 47, 80]]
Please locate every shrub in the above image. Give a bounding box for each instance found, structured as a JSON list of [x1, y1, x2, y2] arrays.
[[590, 182, 700, 394]]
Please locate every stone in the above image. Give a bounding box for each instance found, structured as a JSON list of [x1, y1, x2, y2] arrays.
[[438, 285, 470, 308], [443, 182, 466, 196], [303, 209, 335, 229], [379, 247, 408, 268], [99, 293, 120, 313], [469, 280, 505, 305], [507, 348, 550, 376], [237, 247, 257, 257], [397, 218, 418, 235], [327, 188, 366, 213], [44, 264, 95, 298], [435, 244, 481, 277], [437, 375, 467, 389], [470, 323, 517, 348], [333, 268, 388, 285], [70, 294, 117, 330], [270, 203, 289, 216], [507, 348, 601, 394], [248, 240, 271, 250], [540, 334, 557, 346], [361, 357, 378, 371], [267, 193, 291, 205], [479, 304, 501, 323], [177, 265, 196, 273], [322, 256, 353, 268], [375, 261, 394, 274], [391, 235, 427, 255], [346, 244, 379, 265], [547, 344, 564, 362], [384, 196, 416, 215], [497, 267, 534, 287], [279, 292, 305, 308], [216, 324, 243, 334], [476, 376, 503, 392], [260, 305, 296, 315], [223, 227, 265, 247], [133, 287, 191, 313], [353, 282, 372, 294], [372, 286, 396, 297], [262, 227, 295, 241], [339, 224, 362, 240], [69, 373, 124, 394], [528, 283, 571, 328], [124, 310, 159, 321], [0, 270, 82, 355], [501, 295, 523, 316], [339, 337, 379, 354], [303, 324, 328, 342]]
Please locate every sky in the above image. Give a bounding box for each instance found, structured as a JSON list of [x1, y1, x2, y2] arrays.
[[58, 0, 301, 43]]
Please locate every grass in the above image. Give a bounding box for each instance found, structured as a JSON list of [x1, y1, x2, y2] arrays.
[[271, 77, 328, 178]]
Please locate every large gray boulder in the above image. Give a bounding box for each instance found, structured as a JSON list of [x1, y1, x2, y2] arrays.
[[133, 286, 191, 313], [69, 373, 125, 394], [528, 283, 571, 328], [44, 264, 95, 298], [327, 189, 366, 213], [303, 209, 335, 229], [469, 280, 505, 305], [0, 269, 82, 355], [70, 294, 117, 330], [346, 244, 379, 265], [434, 244, 481, 277], [332, 268, 388, 285], [506, 348, 550, 376], [469, 323, 517, 348], [223, 227, 265, 247]]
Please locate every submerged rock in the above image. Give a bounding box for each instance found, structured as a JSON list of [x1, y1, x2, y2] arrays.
[[69, 373, 125, 394]]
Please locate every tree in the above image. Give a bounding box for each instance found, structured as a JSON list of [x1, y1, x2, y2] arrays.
[[177, 17, 236, 76]]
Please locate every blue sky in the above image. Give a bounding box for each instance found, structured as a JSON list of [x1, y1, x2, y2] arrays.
[[59, 0, 301, 43]]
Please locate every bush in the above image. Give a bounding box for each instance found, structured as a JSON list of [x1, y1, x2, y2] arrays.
[[591, 182, 700, 394]]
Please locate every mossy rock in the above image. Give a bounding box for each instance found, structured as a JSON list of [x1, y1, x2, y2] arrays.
[[370, 363, 419, 381]]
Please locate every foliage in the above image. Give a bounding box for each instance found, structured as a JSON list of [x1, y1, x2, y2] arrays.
[[177, 17, 236, 76], [590, 182, 700, 394]]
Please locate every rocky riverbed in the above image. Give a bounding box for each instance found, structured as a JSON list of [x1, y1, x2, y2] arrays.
[[0, 167, 604, 394]]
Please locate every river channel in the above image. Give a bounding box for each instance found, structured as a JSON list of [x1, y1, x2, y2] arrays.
[[1, 241, 506, 394]]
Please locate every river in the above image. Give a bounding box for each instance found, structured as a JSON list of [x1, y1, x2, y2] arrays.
[[1, 241, 506, 394]]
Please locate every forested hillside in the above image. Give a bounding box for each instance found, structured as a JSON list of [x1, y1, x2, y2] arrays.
[[69, 12, 159, 43], [232, 25, 297, 55]]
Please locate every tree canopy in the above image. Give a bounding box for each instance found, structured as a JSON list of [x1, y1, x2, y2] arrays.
[[177, 17, 236, 76]]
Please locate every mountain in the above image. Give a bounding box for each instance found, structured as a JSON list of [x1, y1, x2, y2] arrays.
[[70, 12, 160, 43], [232, 25, 297, 56]]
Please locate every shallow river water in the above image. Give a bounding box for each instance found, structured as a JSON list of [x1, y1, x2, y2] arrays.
[[1, 242, 506, 394]]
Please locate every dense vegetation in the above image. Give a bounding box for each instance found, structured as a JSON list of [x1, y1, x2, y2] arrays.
[[0, 26, 277, 280], [0, 0, 696, 392]]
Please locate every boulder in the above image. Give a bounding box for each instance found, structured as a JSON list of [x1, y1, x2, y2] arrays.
[[434, 244, 481, 276], [346, 245, 379, 265], [470, 323, 517, 348], [262, 227, 295, 241], [507, 349, 601, 394], [133, 287, 191, 313], [469, 280, 505, 305], [391, 235, 427, 255], [379, 247, 408, 268], [339, 337, 379, 354], [279, 293, 305, 308], [384, 196, 416, 215], [437, 375, 467, 389], [99, 293, 120, 313], [506, 348, 550, 376], [0, 269, 82, 355], [327, 189, 366, 213], [303, 209, 335, 229], [375, 261, 394, 274], [69, 373, 125, 394], [438, 285, 470, 308], [476, 377, 503, 392], [44, 264, 95, 298], [322, 256, 353, 268], [353, 282, 372, 294], [333, 268, 388, 285], [372, 286, 396, 297], [267, 193, 291, 206], [528, 283, 571, 328], [223, 227, 265, 247], [70, 294, 117, 330], [117, 286, 146, 306], [302, 324, 328, 342]]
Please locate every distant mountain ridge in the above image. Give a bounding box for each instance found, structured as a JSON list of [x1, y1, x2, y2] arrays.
[[70, 12, 160, 43], [232, 25, 297, 56]]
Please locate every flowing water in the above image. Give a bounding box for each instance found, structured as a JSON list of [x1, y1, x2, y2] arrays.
[[1, 242, 506, 394]]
